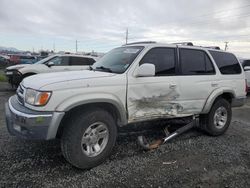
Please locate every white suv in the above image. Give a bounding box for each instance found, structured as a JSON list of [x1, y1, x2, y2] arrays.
[[5, 54, 98, 87], [5, 42, 246, 169]]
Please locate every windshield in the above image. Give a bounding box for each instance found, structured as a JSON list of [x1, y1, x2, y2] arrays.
[[92, 46, 144, 73], [35, 55, 57, 64]]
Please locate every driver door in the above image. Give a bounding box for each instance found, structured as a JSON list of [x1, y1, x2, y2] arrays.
[[127, 47, 183, 123], [47, 56, 70, 72]]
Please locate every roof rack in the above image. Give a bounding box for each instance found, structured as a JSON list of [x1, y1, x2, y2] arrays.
[[204, 46, 221, 50], [124, 41, 156, 46], [172, 42, 194, 46]]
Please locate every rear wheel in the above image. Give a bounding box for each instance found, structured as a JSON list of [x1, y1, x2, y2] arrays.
[[61, 109, 117, 169], [202, 98, 232, 136]]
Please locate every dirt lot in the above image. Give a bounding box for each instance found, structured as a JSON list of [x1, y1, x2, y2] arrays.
[[0, 82, 250, 188]]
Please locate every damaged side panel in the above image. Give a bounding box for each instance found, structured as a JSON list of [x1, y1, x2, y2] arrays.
[[127, 82, 203, 123]]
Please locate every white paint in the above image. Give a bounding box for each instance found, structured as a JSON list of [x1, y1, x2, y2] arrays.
[[18, 43, 246, 124]]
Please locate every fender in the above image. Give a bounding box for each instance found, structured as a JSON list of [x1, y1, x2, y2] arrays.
[[55, 92, 128, 125], [19, 69, 39, 75], [201, 87, 236, 114], [19, 64, 47, 75]]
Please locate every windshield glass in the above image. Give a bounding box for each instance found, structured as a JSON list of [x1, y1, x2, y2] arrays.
[[92, 46, 144, 73], [35, 55, 57, 64]]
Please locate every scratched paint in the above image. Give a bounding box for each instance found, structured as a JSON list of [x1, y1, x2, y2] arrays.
[[127, 88, 199, 122]]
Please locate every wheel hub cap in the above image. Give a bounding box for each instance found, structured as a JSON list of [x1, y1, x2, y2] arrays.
[[81, 122, 109, 157], [213, 106, 228, 129]]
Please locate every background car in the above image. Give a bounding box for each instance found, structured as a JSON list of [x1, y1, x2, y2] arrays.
[[9, 54, 38, 64], [5, 54, 99, 87], [239, 58, 250, 92], [0, 55, 10, 68]]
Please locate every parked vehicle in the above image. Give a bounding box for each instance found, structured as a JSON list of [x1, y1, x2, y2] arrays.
[[9, 54, 38, 64], [240, 59, 250, 92], [5, 42, 246, 169], [5, 54, 98, 87], [0, 55, 10, 67]]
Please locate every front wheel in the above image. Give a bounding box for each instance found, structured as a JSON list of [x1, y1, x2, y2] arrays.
[[61, 109, 117, 169], [202, 98, 232, 136]]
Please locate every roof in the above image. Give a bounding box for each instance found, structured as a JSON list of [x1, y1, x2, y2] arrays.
[[124, 41, 225, 52], [57, 54, 99, 60]]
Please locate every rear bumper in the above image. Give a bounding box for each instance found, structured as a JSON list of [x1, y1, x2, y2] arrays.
[[5, 96, 64, 140], [232, 96, 246, 107]]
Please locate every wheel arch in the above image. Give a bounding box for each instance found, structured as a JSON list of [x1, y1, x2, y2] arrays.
[[201, 88, 235, 114], [56, 99, 127, 139], [22, 72, 36, 78]]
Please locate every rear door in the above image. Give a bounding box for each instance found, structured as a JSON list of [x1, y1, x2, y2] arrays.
[[176, 48, 217, 114]]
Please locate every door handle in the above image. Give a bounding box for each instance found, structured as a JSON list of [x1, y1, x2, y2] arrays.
[[169, 84, 177, 89]]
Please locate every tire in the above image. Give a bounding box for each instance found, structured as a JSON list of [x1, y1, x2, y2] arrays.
[[61, 109, 117, 169], [202, 98, 232, 136]]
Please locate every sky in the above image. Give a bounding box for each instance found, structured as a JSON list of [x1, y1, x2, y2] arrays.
[[0, 0, 250, 57]]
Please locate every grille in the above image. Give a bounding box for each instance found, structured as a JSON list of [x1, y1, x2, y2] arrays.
[[17, 85, 25, 105], [19, 85, 24, 94]]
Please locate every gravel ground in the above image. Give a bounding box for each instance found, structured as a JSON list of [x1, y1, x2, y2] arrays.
[[1, 83, 250, 187]]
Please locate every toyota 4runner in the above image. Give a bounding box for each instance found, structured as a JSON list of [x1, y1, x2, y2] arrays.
[[5, 42, 246, 169]]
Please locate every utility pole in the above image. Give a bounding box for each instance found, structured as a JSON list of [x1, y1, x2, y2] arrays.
[[53, 42, 55, 52], [224, 41, 229, 51], [75, 40, 78, 53], [125, 28, 128, 44]]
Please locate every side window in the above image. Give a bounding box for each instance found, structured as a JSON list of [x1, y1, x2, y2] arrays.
[[139, 47, 176, 76], [209, 50, 241, 74], [180, 49, 215, 75], [61, 56, 69, 65], [70, 57, 95, 65], [47, 56, 69, 66]]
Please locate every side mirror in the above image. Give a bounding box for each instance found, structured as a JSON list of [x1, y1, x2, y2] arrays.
[[47, 62, 55, 67], [135, 63, 155, 77], [244, 66, 250, 71]]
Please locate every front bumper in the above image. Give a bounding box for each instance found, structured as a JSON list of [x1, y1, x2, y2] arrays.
[[5, 96, 64, 140], [5, 70, 22, 86]]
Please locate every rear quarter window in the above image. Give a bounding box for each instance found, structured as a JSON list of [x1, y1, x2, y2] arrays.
[[209, 50, 241, 74]]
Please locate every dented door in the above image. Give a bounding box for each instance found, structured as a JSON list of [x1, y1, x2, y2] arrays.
[[127, 47, 186, 123]]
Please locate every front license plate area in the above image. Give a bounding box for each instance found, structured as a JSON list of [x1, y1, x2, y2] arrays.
[[14, 114, 26, 125]]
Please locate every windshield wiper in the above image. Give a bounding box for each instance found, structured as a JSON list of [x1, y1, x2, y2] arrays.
[[95, 66, 113, 73]]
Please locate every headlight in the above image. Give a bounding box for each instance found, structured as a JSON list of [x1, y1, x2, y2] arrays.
[[5, 71, 13, 75], [25, 88, 52, 106]]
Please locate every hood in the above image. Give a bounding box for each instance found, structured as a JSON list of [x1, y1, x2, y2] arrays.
[[22, 70, 116, 90], [6, 64, 30, 71]]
